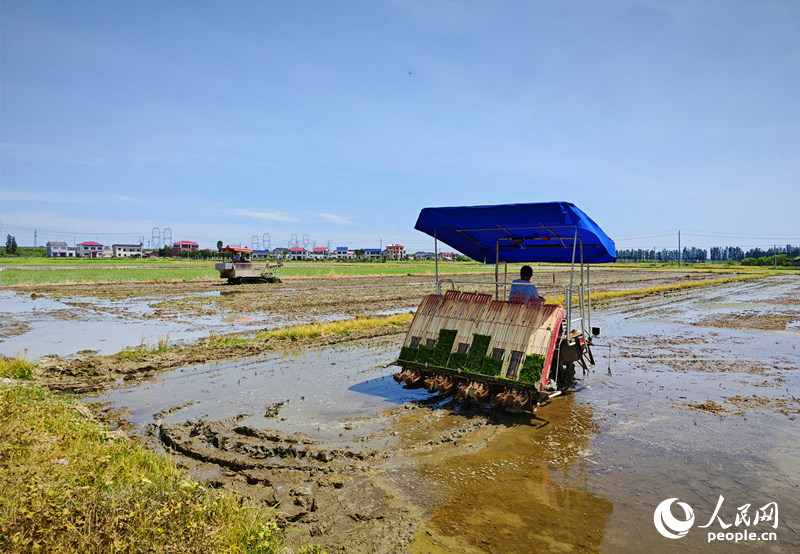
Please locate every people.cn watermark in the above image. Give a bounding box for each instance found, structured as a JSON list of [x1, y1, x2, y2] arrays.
[[654, 496, 779, 543]]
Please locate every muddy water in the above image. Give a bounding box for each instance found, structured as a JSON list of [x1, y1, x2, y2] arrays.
[[87, 275, 800, 552], [94, 337, 430, 445], [0, 290, 223, 358], [0, 288, 353, 359]]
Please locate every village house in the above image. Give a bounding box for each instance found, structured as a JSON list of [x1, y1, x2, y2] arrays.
[[383, 243, 406, 261], [46, 241, 76, 257], [289, 247, 308, 261], [333, 247, 354, 260], [76, 241, 104, 258], [271, 247, 290, 260], [363, 248, 382, 260], [170, 241, 199, 257], [112, 244, 143, 258], [413, 251, 429, 260], [310, 247, 329, 260]]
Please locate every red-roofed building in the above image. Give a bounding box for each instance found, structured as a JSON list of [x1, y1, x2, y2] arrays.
[[384, 243, 406, 261], [170, 241, 199, 257], [289, 247, 307, 261], [310, 247, 328, 260], [77, 241, 104, 258]]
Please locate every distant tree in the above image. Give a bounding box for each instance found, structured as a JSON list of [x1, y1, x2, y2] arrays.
[[775, 254, 791, 266], [5, 234, 18, 255], [728, 246, 744, 261], [217, 240, 223, 251], [682, 247, 707, 263], [354, 249, 365, 260]]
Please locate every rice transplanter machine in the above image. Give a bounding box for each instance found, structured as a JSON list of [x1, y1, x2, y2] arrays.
[[393, 202, 616, 413]]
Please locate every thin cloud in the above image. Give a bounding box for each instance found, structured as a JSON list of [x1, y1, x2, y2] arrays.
[[317, 213, 353, 225], [232, 209, 298, 222], [1, 190, 84, 203], [114, 195, 141, 202]]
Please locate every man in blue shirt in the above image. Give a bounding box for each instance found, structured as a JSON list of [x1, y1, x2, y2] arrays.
[[509, 265, 542, 302]]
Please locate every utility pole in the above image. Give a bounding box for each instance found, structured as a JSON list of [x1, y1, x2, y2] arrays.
[[678, 230, 681, 267], [775, 245, 777, 269]]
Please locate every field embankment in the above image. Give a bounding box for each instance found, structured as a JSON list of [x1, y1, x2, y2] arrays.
[[0, 383, 288, 553]]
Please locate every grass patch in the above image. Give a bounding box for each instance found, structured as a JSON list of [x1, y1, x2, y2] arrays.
[[0, 268, 217, 285], [206, 333, 251, 348], [206, 313, 414, 348], [587, 273, 771, 303], [0, 356, 35, 380], [255, 314, 413, 341], [115, 336, 172, 361], [547, 272, 774, 306], [0, 384, 287, 553], [0, 261, 496, 285]]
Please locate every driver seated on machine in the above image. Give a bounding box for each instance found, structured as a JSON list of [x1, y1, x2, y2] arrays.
[[508, 265, 545, 303]]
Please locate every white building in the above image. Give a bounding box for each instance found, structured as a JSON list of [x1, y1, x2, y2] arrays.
[[333, 247, 354, 260], [112, 244, 143, 257], [46, 241, 76, 257]]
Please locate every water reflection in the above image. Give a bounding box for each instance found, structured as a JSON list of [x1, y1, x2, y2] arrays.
[[406, 393, 612, 552], [93, 338, 428, 445]]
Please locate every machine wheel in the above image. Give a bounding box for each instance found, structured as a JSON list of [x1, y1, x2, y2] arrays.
[[559, 362, 576, 388], [549, 361, 576, 389]]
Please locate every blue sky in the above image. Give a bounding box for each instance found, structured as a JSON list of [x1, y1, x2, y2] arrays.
[[2, 0, 798, 253]]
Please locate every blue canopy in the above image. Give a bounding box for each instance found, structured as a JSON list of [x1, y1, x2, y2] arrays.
[[414, 202, 616, 264]]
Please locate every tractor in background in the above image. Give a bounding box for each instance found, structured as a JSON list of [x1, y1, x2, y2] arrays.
[[215, 246, 282, 284]]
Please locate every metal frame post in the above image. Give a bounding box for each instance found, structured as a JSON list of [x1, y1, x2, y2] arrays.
[[586, 266, 592, 334], [504, 262, 508, 299], [434, 228, 439, 294], [566, 228, 578, 337], [495, 238, 500, 300]]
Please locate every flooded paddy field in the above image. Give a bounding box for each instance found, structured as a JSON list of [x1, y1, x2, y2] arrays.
[[2, 268, 735, 359], [3, 268, 799, 552]]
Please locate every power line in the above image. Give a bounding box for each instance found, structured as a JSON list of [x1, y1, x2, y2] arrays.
[[614, 230, 678, 240], [682, 230, 800, 240]]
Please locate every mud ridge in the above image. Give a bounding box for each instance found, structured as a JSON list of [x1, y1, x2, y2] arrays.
[[148, 415, 439, 553]]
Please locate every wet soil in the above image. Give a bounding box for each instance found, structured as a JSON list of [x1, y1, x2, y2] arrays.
[[4, 269, 800, 552], [0, 269, 750, 361]]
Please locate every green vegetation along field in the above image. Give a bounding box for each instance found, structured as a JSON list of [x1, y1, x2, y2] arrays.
[[0, 384, 289, 553], [0, 261, 500, 285]]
